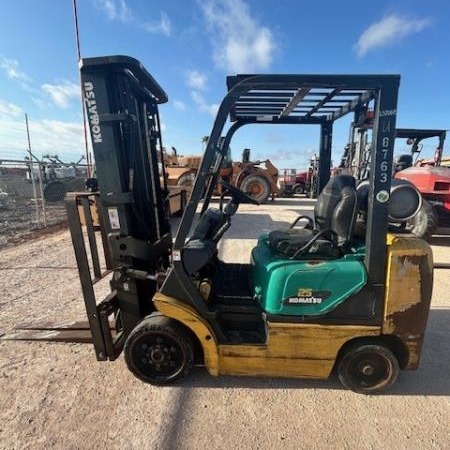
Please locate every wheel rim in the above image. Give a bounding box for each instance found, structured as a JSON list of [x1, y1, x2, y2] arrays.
[[344, 351, 394, 391], [246, 181, 264, 198], [131, 333, 186, 381]]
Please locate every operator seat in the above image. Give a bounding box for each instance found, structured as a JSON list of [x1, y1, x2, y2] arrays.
[[268, 175, 357, 258]]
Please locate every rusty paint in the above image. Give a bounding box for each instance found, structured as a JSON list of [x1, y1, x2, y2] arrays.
[[383, 236, 433, 369], [218, 322, 380, 378], [153, 293, 382, 379]]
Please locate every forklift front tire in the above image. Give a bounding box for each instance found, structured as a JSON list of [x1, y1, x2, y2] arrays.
[[337, 343, 399, 394], [124, 315, 194, 385]]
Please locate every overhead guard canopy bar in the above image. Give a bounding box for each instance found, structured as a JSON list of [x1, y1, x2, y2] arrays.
[[225, 74, 398, 122], [395, 128, 447, 141]]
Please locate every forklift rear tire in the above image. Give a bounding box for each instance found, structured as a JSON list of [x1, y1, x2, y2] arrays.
[[337, 343, 399, 394], [124, 315, 194, 385]]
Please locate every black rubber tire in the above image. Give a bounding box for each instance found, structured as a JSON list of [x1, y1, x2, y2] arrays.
[[177, 172, 196, 188], [240, 175, 271, 203], [124, 315, 194, 385], [337, 343, 399, 394], [407, 199, 438, 241], [293, 183, 305, 195]]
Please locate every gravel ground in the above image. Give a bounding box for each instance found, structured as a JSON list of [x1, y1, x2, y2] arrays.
[[0, 198, 449, 450], [0, 197, 67, 248]]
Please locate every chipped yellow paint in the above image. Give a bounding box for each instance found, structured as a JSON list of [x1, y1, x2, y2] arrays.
[[218, 322, 381, 378], [386, 233, 397, 246], [403, 341, 421, 368], [383, 236, 433, 334], [153, 293, 382, 379], [153, 293, 220, 375]]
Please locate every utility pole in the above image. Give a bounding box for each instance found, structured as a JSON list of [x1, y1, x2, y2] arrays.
[[72, 0, 91, 177], [25, 113, 40, 224]]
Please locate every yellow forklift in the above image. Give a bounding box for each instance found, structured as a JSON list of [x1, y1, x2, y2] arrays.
[[9, 56, 433, 394]]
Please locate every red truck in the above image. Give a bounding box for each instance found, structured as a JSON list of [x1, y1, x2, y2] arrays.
[[281, 155, 319, 196]]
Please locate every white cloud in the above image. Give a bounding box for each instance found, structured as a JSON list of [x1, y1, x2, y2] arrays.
[[41, 81, 79, 108], [173, 100, 186, 111], [0, 56, 31, 82], [354, 14, 431, 57], [199, 0, 276, 73], [0, 116, 85, 160], [37, 119, 83, 137], [0, 99, 23, 117], [94, 2, 172, 37], [95, 0, 133, 22], [142, 11, 172, 36], [191, 91, 219, 116], [186, 70, 208, 91]]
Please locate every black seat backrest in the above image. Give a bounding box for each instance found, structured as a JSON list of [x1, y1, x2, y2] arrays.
[[182, 208, 225, 275], [191, 208, 225, 240], [314, 175, 357, 249]]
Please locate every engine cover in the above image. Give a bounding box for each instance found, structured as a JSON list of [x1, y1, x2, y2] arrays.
[[251, 235, 367, 316]]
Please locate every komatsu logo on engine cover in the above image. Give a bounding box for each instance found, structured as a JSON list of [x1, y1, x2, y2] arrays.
[[283, 289, 331, 306], [83, 81, 102, 143]]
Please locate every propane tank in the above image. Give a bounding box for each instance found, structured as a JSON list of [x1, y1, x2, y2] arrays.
[[356, 178, 422, 222]]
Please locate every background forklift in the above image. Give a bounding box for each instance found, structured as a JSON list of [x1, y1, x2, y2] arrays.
[[393, 129, 448, 239], [340, 123, 447, 240], [10, 56, 433, 394]]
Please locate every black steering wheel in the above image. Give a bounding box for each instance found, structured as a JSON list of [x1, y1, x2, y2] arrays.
[[220, 180, 260, 205]]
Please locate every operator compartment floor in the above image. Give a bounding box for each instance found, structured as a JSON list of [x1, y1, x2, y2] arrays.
[[212, 263, 254, 305], [212, 263, 266, 343]]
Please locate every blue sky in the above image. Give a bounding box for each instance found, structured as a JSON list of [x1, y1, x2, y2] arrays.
[[0, 0, 449, 169]]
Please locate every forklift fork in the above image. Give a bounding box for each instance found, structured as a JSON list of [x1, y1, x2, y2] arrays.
[[1, 193, 123, 361]]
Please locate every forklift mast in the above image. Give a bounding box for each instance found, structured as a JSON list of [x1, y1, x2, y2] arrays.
[[78, 55, 172, 337], [80, 56, 170, 246]]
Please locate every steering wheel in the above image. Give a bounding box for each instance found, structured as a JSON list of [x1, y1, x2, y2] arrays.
[[220, 180, 259, 205]]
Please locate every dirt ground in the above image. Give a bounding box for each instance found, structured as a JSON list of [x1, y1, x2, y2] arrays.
[[0, 198, 449, 450]]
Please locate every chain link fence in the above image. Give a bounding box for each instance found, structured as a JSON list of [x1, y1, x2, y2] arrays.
[[0, 159, 88, 247]]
